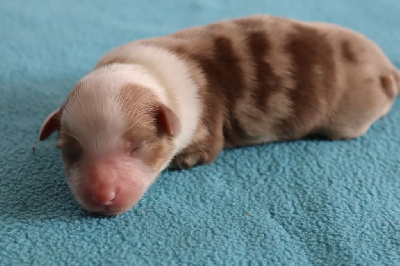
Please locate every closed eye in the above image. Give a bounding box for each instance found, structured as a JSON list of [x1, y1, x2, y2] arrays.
[[130, 141, 146, 156], [57, 132, 82, 164], [62, 147, 83, 164]]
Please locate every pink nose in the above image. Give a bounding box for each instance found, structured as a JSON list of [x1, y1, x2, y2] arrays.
[[78, 156, 147, 215], [85, 161, 119, 207], [90, 189, 116, 206]]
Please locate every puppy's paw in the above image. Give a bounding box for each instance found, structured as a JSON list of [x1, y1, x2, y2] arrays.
[[170, 149, 211, 169]]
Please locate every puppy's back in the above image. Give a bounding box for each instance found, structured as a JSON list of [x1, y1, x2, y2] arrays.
[[99, 15, 399, 147]]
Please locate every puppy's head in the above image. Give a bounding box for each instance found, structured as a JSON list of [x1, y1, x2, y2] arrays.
[[39, 64, 180, 215]]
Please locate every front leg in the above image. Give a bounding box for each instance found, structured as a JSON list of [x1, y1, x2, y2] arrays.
[[171, 140, 222, 169], [170, 111, 224, 169]]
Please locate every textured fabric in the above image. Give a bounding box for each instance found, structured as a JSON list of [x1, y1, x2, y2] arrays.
[[1, 0, 399, 264]]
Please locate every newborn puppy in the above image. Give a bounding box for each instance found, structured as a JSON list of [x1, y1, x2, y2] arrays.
[[39, 15, 399, 215]]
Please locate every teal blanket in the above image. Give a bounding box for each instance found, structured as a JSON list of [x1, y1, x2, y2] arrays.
[[1, 0, 399, 264]]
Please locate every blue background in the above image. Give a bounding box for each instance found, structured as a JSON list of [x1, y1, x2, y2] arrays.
[[1, 0, 399, 264]]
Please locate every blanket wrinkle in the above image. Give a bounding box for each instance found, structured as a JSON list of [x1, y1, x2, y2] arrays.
[[266, 206, 312, 261]]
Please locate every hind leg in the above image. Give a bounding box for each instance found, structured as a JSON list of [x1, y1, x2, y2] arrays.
[[323, 105, 392, 141], [322, 122, 372, 140], [321, 75, 396, 140]]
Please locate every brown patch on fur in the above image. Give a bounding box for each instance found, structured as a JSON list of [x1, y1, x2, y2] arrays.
[[247, 31, 281, 112], [199, 36, 248, 145], [161, 32, 250, 163], [142, 20, 270, 149], [279, 24, 336, 139], [119, 84, 159, 132], [172, 35, 248, 147], [138, 138, 175, 171], [341, 40, 358, 63], [168, 18, 291, 147], [137, 39, 227, 167], [119, 84, 175, 171]]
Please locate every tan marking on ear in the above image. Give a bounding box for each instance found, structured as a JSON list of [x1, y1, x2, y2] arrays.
[[119, 84, 176, 171], [119, 84, 159, 131], [158, 105, 181, 137], [152, 138, 175, 171]]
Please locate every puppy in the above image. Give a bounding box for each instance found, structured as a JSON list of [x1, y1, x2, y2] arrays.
[[39, 15, 399, 215]]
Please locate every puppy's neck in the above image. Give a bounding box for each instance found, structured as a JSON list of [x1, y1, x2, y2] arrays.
[[96, 44, 201, 156]]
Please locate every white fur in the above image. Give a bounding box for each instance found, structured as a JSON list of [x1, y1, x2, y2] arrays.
[[61, 67, 125, 153], [62, 64, 171, 153], [97, 43, 201, 158]]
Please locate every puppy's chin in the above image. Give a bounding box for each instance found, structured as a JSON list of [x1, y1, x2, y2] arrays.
[[65, 154, 160, 216]]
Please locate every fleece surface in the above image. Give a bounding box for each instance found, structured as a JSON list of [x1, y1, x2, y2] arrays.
[[1, 0, 399, 265]]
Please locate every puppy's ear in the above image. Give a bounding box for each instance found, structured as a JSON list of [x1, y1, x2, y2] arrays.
[[157, 105, 181, 137], [39, 108, 62, 141]]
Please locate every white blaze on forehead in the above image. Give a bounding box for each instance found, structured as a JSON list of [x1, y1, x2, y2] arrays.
[[61, 64, 168, 153]]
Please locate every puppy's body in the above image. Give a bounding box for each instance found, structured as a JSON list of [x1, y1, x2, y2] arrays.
[[40, 15, 399, 215]]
